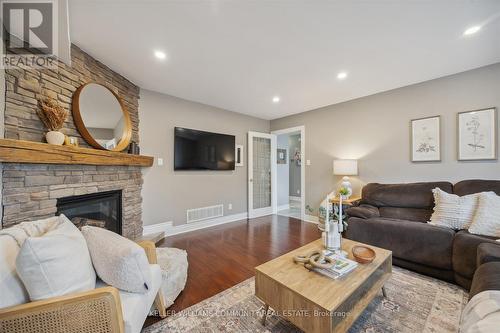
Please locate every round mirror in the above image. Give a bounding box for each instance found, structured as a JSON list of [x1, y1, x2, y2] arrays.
[[72, 83, 132, 151]]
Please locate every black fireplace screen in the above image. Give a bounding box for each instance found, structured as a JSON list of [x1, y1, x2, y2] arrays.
[[56, 190, 122, 235]]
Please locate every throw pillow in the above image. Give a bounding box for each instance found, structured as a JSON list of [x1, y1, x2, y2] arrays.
[[428, 188, 484, 230], [469, 192, 500, 238], [15, 215, 96, 301], [81, 226, 152, 293]]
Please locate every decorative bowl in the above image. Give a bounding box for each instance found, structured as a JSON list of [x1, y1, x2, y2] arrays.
[[352, 245, 376, 264]]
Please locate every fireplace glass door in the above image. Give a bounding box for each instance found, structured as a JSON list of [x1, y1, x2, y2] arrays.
[[56, 190, 122, 234]]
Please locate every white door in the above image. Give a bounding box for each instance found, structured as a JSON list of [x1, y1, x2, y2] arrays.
[[248, 131, 277, 218]]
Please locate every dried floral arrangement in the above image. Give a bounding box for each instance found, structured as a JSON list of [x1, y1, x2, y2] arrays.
[[37, 97, 69, 131]]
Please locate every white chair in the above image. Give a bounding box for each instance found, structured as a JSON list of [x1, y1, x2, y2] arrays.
[[0, 222, 166, 333]]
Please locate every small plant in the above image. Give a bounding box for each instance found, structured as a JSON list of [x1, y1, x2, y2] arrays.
[[338, 187, 349, 197], [37, 97, 68, 131]]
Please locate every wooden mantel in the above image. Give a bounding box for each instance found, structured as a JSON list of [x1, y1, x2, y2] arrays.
[[0, 139, 154, 167]]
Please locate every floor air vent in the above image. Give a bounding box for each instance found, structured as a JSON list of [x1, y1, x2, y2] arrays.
[[186, 204, 224, 224]]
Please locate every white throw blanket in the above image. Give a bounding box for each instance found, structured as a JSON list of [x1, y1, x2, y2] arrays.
[[460, 290, 500, 333], [0, 216, 62, 247]]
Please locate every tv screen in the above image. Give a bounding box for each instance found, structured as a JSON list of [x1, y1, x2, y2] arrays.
[[174, 127, 235, 170]]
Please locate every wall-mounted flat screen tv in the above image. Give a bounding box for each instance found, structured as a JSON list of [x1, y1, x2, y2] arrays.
[[174, 127, 235, 170]]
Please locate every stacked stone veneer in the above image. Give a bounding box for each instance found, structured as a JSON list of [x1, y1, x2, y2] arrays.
[[2, 45, 144, 238], [2, 164, 143, 238]]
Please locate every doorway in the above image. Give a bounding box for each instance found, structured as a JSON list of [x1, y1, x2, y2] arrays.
[[271, 126, 305, 221], [247, 131, 277, 218]]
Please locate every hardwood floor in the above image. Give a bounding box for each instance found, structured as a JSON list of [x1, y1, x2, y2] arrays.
[[144, 214, 320, 326]]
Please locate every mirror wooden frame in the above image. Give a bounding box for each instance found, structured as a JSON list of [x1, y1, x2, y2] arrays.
[[72, 82, 132, 151]]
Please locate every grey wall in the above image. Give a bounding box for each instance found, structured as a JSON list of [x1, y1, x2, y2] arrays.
[[289, 134, 302, 197], [271, 63, 500, 216], [139, 89, 269, 226], [277, 134, 289, 206]]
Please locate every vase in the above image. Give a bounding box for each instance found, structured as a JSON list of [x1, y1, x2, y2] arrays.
[[46, 131, 65, 145]]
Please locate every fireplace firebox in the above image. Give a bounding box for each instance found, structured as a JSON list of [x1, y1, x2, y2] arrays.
[[56, 190, 122, 235]]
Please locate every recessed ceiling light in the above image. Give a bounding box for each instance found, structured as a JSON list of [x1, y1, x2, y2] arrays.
[[337, 71, 348, 80], [272, 96, 280, 103], [463, 26, 481, 36], [154, 50, 167, 60]]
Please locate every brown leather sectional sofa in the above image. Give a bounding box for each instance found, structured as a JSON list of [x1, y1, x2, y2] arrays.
[[345, 180, 500, 293]]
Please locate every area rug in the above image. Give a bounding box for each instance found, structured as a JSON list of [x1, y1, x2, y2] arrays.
[[142, 266, 468, 333]]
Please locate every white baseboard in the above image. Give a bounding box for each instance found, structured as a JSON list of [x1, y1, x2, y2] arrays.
[[289, 196, 301, 202], [144, 212, 249, 237], [304, 214, 319, 224], [142, 221, 173, 235], [277, 204, 290, 211]]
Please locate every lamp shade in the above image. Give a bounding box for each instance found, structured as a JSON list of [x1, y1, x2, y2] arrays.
[[333, 159, 358, 176]]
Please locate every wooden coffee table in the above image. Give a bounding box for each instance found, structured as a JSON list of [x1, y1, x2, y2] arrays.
[[255, 239, 392, 333]]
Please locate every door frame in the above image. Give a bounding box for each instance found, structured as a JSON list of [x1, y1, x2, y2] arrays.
[[271, 126, 306, 221], [248, 131, 277, 218]]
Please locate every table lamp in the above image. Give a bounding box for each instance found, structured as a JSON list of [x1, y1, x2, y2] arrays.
[[333, 159, 358, 198]]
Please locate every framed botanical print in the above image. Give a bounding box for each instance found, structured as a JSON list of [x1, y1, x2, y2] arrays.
[[458, 108, 497, 161], [411, 116, 441, 162]]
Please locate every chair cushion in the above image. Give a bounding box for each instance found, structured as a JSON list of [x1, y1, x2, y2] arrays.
[[428, 188, 483, 230], [469, 192, 500, 238], [0, 235, 29, 308], [96, 264, 162, 333], [15, 215, 96, 301], [346, 217, 455, 270], [0, 215, 65, 308], [81, 226, 152, 293]]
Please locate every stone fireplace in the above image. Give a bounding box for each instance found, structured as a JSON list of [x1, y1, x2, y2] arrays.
[[56, 190, 123, 235], [1, 45, 146, 239]]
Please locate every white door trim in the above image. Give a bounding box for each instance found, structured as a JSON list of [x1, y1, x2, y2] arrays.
[[271, 126, 306, 221], [248, 131, 277, 219]]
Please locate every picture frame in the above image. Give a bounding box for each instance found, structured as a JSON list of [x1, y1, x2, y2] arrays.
[[235, 144, 244, 166], [277, 148, 287, 164], [457, 108, 497, 161], [410, 115, 441, 162], [457, 107, 498, 161]]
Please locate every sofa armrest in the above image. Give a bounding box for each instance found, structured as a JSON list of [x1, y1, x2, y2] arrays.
[[136, 240, 167, 318], [477, 243, 500, 266], [0, 287, 124, 333], [346, 204, 380, 219]]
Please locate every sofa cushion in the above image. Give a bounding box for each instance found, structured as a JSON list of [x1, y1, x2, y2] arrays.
[[468, 192, 500, 238], [469, 262, 500, 299], [96, 264, 162, 333], [477, 243, 500, 266], [15, 215, 96, 301], [378, 207, 432, 222], [81, 226, 152, 293], [452, 230, 498, 281], [454, 179, 500, 197], [345, 217, 455, 270], [361, 182, 453, 209], [346, 204, 380, 219]]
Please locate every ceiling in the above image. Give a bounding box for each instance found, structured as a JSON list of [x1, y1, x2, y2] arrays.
[[69, 0, 500, 120]]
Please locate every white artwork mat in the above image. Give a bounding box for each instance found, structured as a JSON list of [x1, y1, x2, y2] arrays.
[[411, 116, 440, 162], [458, 109, 497, 160]]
